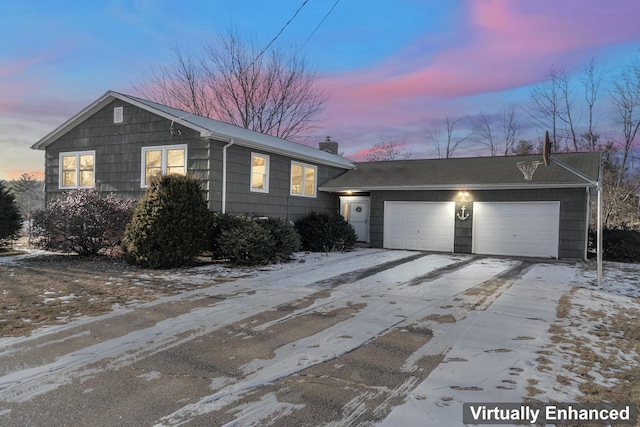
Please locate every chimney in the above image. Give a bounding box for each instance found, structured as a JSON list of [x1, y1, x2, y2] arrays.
[[319, 136, 338, 154]]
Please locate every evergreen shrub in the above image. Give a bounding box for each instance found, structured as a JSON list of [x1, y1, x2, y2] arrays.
[[294, 211, 356, 252], [123, 175, 210, 268], [0, 181, 21, 244], [212, 214, 300, 265], [591, 227, 640, 263]]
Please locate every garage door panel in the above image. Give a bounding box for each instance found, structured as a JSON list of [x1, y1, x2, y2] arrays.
[[384, 202, 454, 252], [473, 202, 559, 258]]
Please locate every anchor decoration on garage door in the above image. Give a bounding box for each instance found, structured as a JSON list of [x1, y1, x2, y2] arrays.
[[456, 205, 470, 221]]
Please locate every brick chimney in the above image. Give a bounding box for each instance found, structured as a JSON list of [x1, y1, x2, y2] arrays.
[[319, 136, 338, 154]]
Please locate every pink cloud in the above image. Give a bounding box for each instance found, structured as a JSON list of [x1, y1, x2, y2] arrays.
[[3, 170, 44, 181], [0, 52, 56, 115], [320, 0, 640, 129]]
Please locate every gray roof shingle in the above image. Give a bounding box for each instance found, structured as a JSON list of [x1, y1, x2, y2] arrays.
[[320, 152, 601, 191]]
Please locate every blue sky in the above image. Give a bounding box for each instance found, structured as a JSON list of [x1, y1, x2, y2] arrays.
[[2, 0, 640, 180]]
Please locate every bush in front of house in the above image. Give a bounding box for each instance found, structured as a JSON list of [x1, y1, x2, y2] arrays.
[[123, 175, 210, 268], [294, 211, 356, 252], [211, 214, 300, 266], [0, 181, 22, 245], [31, 188, 134, 255], [261, 216, 301, 262], [219, 216, 273, 266], [591, 227, 640, 263]]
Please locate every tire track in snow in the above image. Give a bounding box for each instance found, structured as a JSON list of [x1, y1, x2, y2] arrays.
[[156, 256, 522, 426], [0, 250, 417, 404]]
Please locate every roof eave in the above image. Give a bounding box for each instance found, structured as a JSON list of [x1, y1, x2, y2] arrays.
[[32, 91, 214, 150], [32, 90, 117, 150], [319, 183, 596, 192], [203, 131, 356, 170]]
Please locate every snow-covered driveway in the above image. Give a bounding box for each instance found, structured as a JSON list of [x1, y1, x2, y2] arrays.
[[0, 249, 638, 426]]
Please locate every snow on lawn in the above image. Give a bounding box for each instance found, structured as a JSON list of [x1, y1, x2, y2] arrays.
[[381, 261, 640, 426], [0, 249, 416, 403]]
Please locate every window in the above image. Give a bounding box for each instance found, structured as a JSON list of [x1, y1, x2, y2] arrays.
[[114, 106, 123, 123], [250, 153, 270, 193], [59, 151, 95, 189], [141, 145, 187, 187], [290, 161, 317, 197]]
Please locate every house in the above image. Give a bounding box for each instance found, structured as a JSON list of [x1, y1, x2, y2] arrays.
[[32, 90, 602, 260], [31, 90, 355, 219], [320, 153, 602, 260]]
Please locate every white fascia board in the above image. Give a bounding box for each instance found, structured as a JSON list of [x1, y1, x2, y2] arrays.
[[319, 183, 596, 192]]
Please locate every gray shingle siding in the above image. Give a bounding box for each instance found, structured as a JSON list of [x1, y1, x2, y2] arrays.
[[220, 143, 342, 221], [366, 188, 590, 259], [43, 99, 343, 222], [44, 100, 209, 203]]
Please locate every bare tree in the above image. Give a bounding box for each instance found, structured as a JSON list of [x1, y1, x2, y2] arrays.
[[599, 142, 640, 228], [610, 57, 640, 184], [525, 68, 574, 152], [135, 29, 327, 140], [473, 111, 498, 156], [427, 115, 473, 158], [365, 136, 412, 161], [581, 58, 605, 151], [556, 68, 579, 151], [502, 104, 521, 155], [473, 105, 521, 156]]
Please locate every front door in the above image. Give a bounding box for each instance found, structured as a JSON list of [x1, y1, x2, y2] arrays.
[[340, 196, 370, 243]]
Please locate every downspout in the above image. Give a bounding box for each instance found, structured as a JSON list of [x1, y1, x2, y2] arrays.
[[221, 139, 234, 214], [584, 186, 591, 261], [596, 158, 603, 287]]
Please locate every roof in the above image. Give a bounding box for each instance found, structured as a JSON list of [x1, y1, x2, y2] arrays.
[[319, 152, 602, 192], [31, 90, 355, 170]]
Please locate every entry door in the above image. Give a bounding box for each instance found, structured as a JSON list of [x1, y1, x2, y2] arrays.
[[349, 200, 370, 242], [340, 196, 370, 242]]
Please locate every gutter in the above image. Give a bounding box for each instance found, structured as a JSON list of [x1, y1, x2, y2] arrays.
[[221, 139, 234, 214], [319, 182, 597, 192], [202, 131, 355, 170]]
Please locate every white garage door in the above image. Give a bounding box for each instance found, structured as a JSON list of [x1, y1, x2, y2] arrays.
[[384, 202, 455, 252], [473, 202, 560, 258]]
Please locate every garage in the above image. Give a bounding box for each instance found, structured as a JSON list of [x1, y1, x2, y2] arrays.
[[383, 202, 455, 252], [472, 201, 560, 258]]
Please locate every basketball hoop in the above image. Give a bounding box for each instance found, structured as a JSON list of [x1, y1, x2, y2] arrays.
[[517, 160, 543, 181], [542, 130, 552, 166]]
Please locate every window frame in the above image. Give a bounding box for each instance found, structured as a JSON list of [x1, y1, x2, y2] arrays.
[[59, 150, 96, 189], [250, 152, 270, 193], [290, 161, 317, 198], [140, 144, 188, 188]]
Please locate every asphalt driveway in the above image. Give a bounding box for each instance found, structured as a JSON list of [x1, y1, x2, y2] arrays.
[[0, 249, 637, 426]]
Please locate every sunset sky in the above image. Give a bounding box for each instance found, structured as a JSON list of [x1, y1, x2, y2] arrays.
[[2, 0, 640, 181]]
